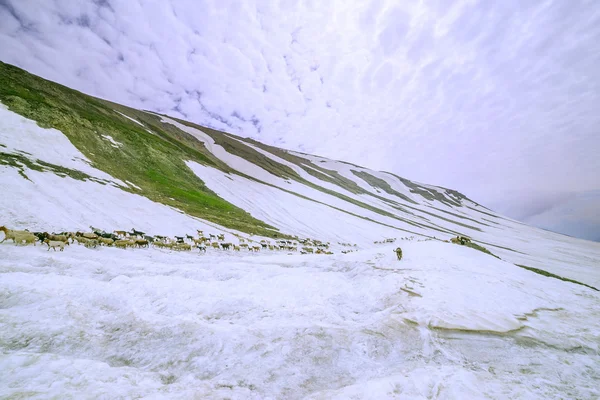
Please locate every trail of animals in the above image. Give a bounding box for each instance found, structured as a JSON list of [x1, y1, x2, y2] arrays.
[[1, 226, 469, 262], [0, 226, 336, 255]]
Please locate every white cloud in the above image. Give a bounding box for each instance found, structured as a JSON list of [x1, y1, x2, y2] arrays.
[[1, 0, 599, 240]]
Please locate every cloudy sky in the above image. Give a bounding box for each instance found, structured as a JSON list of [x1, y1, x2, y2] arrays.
[[1, 0, 599, 241]]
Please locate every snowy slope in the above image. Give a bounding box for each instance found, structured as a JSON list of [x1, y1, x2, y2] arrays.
[[1, 103, 599, 287], [1, 241, 598, 399], [159, 114, 600, 288]]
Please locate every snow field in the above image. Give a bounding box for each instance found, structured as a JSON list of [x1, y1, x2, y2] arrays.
[[1, 241, 598, 399]]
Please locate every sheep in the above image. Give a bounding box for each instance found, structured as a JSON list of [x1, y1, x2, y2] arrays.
[[220, 242, 232, 250], [12, 232, 37, 246], [196, 230, 204, 236], [114, 240, 129, 249], [83, 239, 99, 249], [44, 239, 65, 251], [76, 232, 98, 240], [114, 230, 127, 238], [153, 241, 173, 249], [196, 244, 207, 253], [98, 237, 114, 246], [74, 236, 88, 245], [0, 226, 31, 243], [48, 234, 69, 243], [135, 239, 149, 248], [174, 243, 191, 251], [217, 234, 225, 241], [233, 245, 241, 251], [114, 239, 135, 249], [250, 245, 261, 252]]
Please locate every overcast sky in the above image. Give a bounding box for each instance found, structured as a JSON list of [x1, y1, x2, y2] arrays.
[[1, 0, 599, 241]]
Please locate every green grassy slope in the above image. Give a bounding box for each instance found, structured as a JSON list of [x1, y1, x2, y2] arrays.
[[0, 62, 278, 236]]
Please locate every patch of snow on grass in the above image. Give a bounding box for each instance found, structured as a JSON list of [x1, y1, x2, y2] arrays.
[[0, 166, 221, 237], [0, 105, 124, 185], [101, 134, 122, 148], [114, 110, 144, 127], [125, 180, 142, 191], [186, 161, 401, 242]]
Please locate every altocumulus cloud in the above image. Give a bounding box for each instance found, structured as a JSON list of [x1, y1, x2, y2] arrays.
[[1, 0, 599, 241]]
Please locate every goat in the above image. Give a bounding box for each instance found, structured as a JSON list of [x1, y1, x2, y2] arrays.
[[33, 232, 50, 243], [130, 228, 145, 237]]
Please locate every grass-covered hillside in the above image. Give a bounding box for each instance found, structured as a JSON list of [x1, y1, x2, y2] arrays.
[[0, 61, 278, 236]]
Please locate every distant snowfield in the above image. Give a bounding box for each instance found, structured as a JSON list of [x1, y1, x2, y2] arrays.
[[1, 242, 598, 399]]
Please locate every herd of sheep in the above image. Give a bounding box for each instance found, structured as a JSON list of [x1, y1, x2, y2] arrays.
[[1, 226, 473, 263], [0, 226, 334, 255]]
